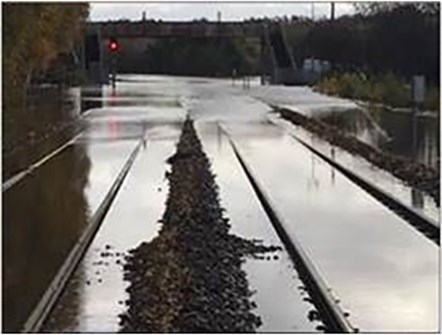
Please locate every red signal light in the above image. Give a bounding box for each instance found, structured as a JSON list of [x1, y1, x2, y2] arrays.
[[108, 39, 119, 52]]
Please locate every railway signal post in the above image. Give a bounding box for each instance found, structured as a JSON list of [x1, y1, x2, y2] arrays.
[[108, 38, 119, 88]]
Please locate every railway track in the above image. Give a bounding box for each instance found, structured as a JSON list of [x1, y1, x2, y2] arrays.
[[285, 131, 440, 246], [2, 109, 96, 193], [13, 117, 436, 333], [2, 133, 83, 192], [22, 138, 144, 333], [219, 124, 356, 333]]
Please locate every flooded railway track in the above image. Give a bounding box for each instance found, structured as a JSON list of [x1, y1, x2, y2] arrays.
[[224, 125, 355, 333], [6, 75, 438, 333], [264, 113, 439, 245], [2, 108, 97, 193], [37, 119, 354, 333], [290, 133, 439, 245], [19, 118, 438, 333], [2, 133, 83, 192], [22, 138, 144, 332], [120, 119, 287, 332], [218, 120, 438, 332]]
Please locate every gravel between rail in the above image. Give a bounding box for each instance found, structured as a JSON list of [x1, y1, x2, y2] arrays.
[[119, 119, 283, 332], [278, 107, 439, 205]]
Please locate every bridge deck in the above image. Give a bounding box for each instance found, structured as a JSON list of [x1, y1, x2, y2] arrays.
[[90, 20, 264, 38]]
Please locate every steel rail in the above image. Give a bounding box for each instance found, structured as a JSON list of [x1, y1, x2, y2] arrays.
[[220, 125, 355, 333], [289, 133, 440, 246], [2, 133, 82, 192], [3, 109, 95, 193], [21, 139, 143, 333]]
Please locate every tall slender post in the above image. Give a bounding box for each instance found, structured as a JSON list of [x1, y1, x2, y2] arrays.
[[411, 75, 425, 159], [111, 54, 116, 88], [410, 79, 425, 209], [108, 38, 119, 87], [311, 3, 315, 21], [260, 35, 265, 85]]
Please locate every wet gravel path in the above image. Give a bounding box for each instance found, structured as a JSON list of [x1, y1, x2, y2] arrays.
[[278, 108, 439, 205], [119, 119, 282, 332]]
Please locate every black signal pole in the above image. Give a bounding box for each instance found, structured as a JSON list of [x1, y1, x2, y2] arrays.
[[331, 2, 335, 21], [108, 38, 119, 88], [111, 54, 116, 88]]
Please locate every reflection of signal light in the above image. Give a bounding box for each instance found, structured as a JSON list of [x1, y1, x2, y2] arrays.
[[110, 87, 117, 105], [109, 116, 118, 138], [108, 39, 119, 52]]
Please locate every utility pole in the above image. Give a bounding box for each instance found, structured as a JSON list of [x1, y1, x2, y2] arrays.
[[310, 2, 315, 76], [411, 75, 425, 157], [331, 2, 335, 21], [311, 3, 315, 21], [410, 76, 425, 209]]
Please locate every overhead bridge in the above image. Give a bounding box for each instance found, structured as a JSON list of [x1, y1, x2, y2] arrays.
[[90, 20, 264, 38], [83, 20, 315, 85]]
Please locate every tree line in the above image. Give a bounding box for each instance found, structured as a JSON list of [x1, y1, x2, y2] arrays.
[[126, 3, 439, 84], [3, 3, 89, 91], [287, 3, 439, 84], [118, 36, 261, 77], [2, 3, 89, 173]]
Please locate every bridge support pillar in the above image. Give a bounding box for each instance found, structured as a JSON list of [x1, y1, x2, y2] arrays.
[[83, 26, 109, 85]]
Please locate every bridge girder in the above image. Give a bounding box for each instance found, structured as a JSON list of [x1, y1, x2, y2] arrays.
[[90, 20, 264, 38]]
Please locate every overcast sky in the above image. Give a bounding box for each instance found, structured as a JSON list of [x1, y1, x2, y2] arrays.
[[89, 2, 356, 22]]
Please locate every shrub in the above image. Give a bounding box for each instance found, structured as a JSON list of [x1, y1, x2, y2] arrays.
[[425, 86, 440, 111], [316, 71, 441, 113], [374, 73, 410, 107]]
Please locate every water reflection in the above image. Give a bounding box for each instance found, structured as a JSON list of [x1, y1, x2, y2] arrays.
[[223, 121, 439, 332], [2, 82, 107, 332], [330, 146, 336, 185], [3, 74, 438, 332], [2, 143, 91, 332], [81, 86, 103, 113], [316, 107, 440, 215], [43, 130, 182, 333], [317, 106, 440, 169], [3, 85, 82, 180], [197, 122, 321, 332]]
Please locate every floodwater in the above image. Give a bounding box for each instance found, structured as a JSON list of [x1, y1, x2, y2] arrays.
[[43, 125, 183, 332], [222, 121, 438, 332], [2, 126, 139, 332], [197, 122, 321, 332], [2, 85, 85, 332], [42, 77, 320, 333], [316, 106, 440, 169], [3, 143, 90, 332], [3, 86, 81, 180], [3, 74, 439, 332], [271, 115, 439, 222]]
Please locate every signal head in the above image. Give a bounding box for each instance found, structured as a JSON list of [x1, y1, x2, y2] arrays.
[[108, 39, 119, 52]]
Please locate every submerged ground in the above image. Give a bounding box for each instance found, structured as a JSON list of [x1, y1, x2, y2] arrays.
[[3, 75, 439, 333]]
